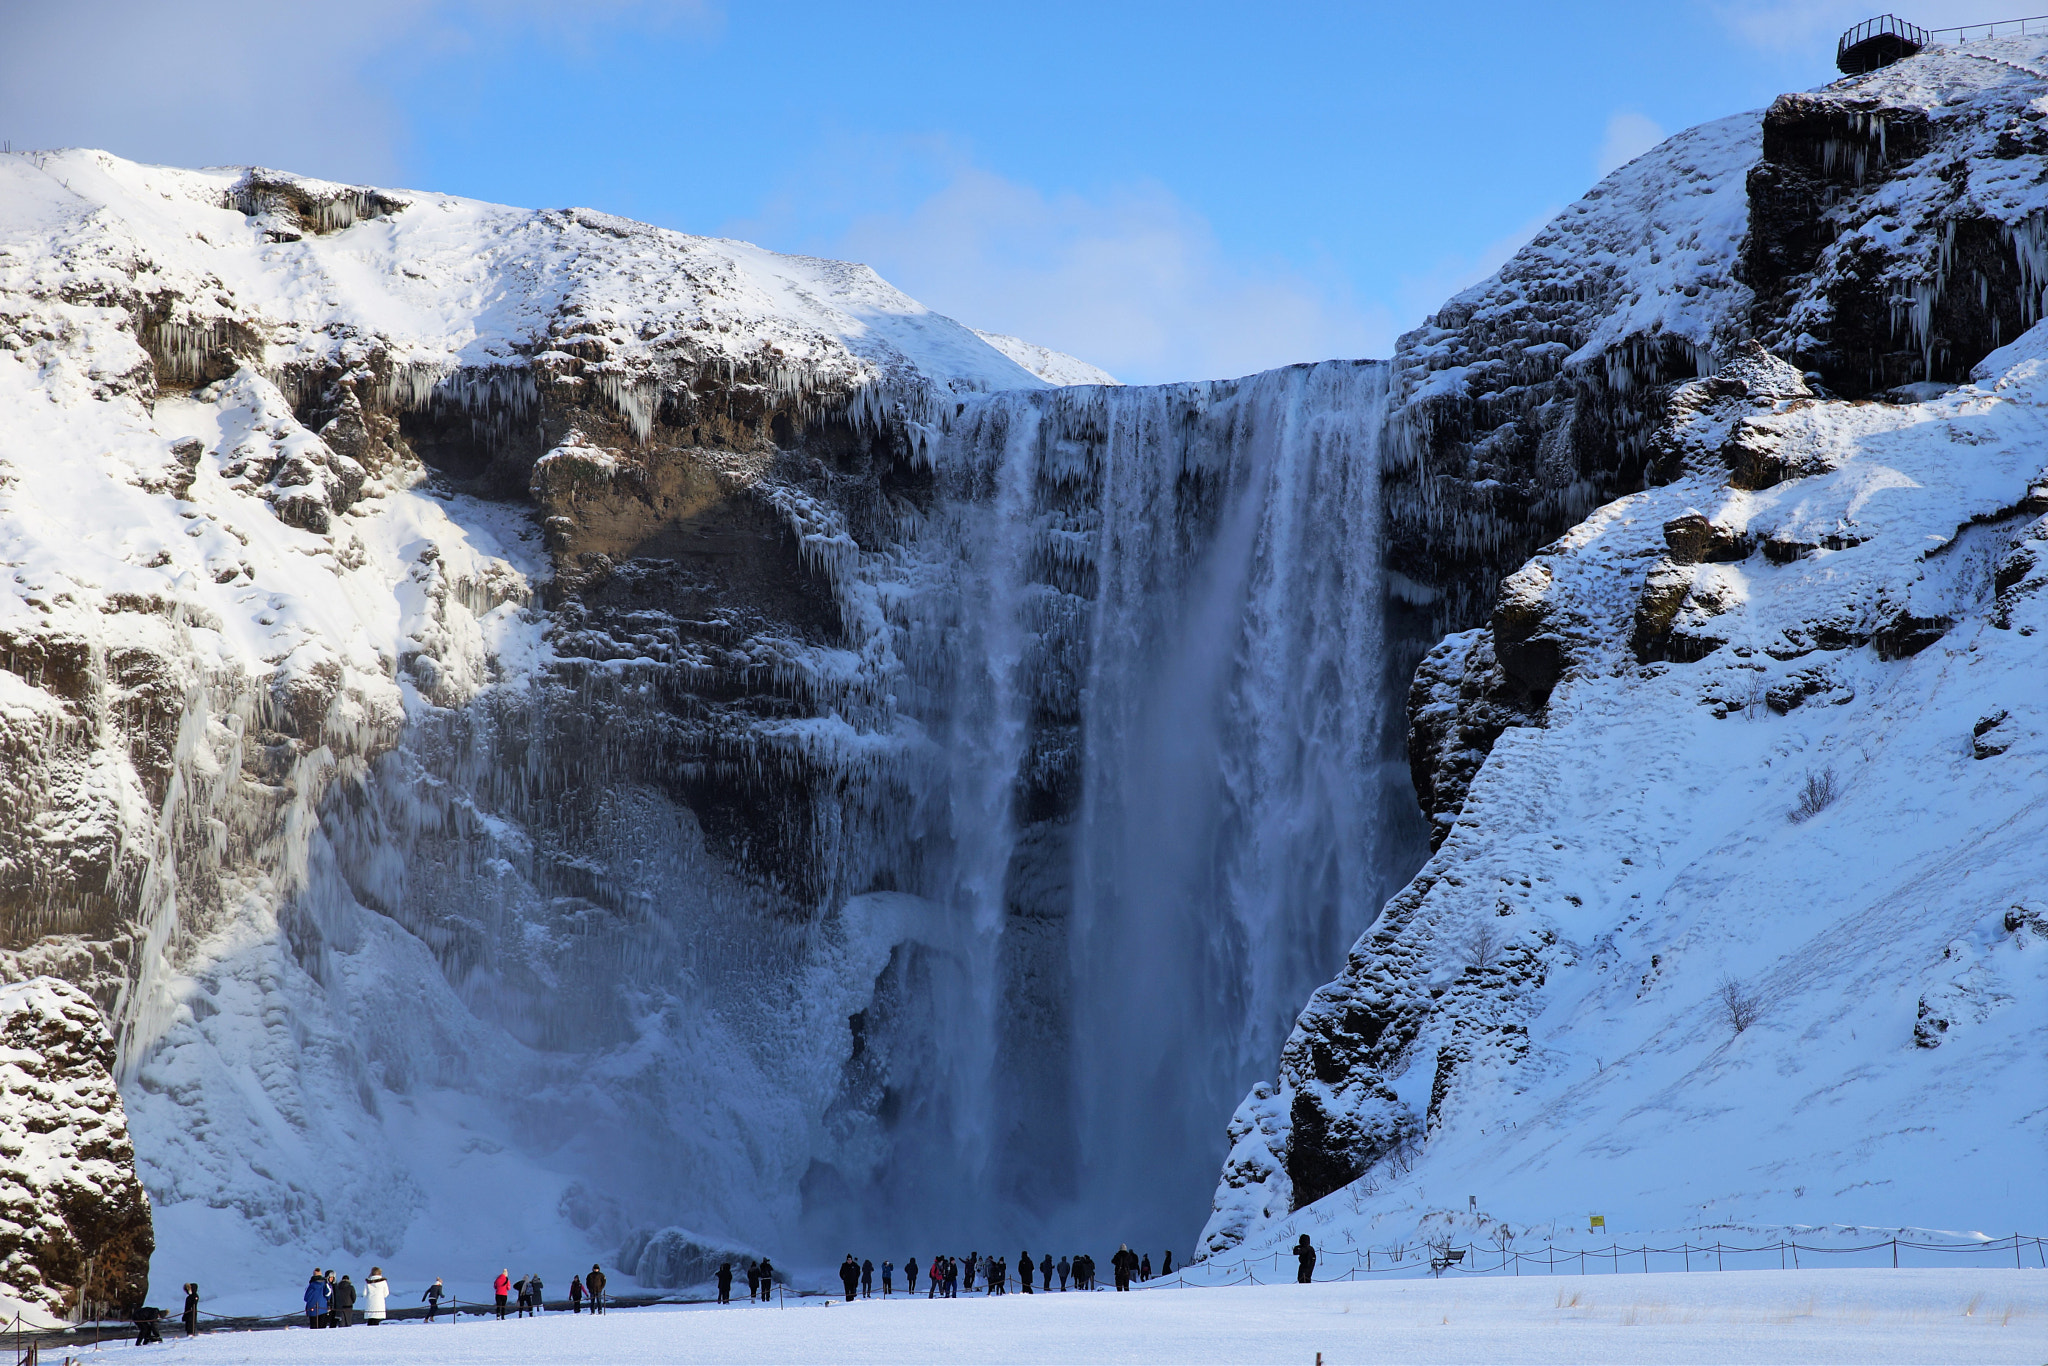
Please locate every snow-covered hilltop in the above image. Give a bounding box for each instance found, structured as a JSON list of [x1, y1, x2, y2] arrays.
[[1208, 37, 2048, 1260]]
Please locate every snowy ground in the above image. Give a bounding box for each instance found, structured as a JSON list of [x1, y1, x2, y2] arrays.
[[57, 1270, 2048, 1364]]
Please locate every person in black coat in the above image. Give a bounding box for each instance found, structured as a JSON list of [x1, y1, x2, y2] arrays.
[[839, 1254, 860, 1302], [1295, 1234, 1317, 1283], [1019, 1250, 1033, 1293], [716, 1263, 733, 1304], [182, 1283, 200, 1336], [756, 1257, 775, 1301], [861, 1258, 874, 1297]]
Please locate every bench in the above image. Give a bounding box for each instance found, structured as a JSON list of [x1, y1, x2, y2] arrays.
[[1429, 1249, 1465, 1277]]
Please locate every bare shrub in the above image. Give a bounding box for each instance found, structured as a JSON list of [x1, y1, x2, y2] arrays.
[[1788, 766, 1841, 822], [1716, 976, 1762, 1034], [1460, 920, 1502, 972]]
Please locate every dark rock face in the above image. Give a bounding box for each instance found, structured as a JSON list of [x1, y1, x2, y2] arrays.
[[0, 978, 153, 1321], [1745, 87, 2046, 395]]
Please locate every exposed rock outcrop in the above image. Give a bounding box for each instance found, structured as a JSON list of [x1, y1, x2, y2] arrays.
[[0, 978, 151, 1323]]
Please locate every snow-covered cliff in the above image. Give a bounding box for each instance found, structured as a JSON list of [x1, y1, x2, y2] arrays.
[[0, 147, 1120, 1296], [1207, 36, 2048, 1259]]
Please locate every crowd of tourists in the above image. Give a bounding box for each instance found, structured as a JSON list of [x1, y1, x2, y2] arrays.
[[140, 1242, 1190, 1342], [821, 1245, 1175, 1301]]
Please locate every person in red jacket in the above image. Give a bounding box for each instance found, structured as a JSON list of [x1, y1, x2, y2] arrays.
[[493, 1269, 511, 1319]]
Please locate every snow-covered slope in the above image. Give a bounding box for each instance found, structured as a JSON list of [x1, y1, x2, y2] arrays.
[[1, 149, 1094, 405], [1205, 329, 2048, 1257], [971, 329, 1120, 387]]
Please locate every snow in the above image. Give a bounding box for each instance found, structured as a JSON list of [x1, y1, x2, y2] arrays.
[[0, 149, 1112, 402], [970, 329, 1120, 387], [73, 1270, 2048, 1364]]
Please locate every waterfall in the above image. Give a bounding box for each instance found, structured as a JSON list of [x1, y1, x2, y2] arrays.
[[857, 358, 1416, 1249]]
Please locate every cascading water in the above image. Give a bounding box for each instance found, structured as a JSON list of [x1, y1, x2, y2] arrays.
[[853, 358, 1421, 1251]]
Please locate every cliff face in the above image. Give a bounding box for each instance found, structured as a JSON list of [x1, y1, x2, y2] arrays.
[[0, 148, 1105, 1285], [0, 978, 152, 1324], [1388, 40, 2048, 841], [1211, 38, 2048, 1256]]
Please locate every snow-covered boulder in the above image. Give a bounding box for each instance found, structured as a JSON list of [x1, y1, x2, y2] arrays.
[[0, 977, 151, 1324]]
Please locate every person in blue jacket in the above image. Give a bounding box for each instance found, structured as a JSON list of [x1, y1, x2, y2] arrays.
[[303, 1271, 330, 1328]]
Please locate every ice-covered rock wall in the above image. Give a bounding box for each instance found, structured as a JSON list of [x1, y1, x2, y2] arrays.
[[0, 978, 151, 1325], [0, 147, 1123, 1292]]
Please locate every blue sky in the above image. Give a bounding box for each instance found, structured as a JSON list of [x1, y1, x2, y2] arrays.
[[0, 1, 2005, 380]]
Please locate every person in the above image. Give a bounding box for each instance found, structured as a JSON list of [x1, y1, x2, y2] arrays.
[[182, 1283, 200, 1336], [1113, 1244, 1137, 1291], [1294, 1235, 1316, 1284], [515, 1273, 532, 1318], [964, 1252, 977, 1292], [1163, 1250, 1173, 1277], [423, 1277, 445, 1322], [881, 1259, 894, 1296], [587, 1263, 608, 1313], [133, 1305, 164, 1346], [903, 1258, 917, 1301], [529, 1272, 545, 1313], [365, 1268, 389, 1325], [1041, 1253, 1053, 1290], [304, 1271, 329, 1329], [928, 1257, 940, 1298], [943, 1256, 958, 1298], [839, 1254, 860, 1302], [1019, 1250, 1033, 1293], [324, 1270, 340, 1326], [861, 1257, 874, 1298], [716, 1263, 733, 1304], [333, 1273, 357, 1326], [494, 1268, 512, 1319], [1139, 1253, 1151, 1282], [754, 1259, 771, 1303], [1056, 1255, 1069, 1291], [570, 1275, 585, 1313]]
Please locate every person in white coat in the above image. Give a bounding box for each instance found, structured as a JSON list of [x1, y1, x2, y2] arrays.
[[363, 1268, 390, 1324]]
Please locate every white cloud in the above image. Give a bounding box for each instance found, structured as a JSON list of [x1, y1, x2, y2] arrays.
[[0, 0, 714, 184], [828, 162, 1395, 385], [1596, 111, 1668, 179]]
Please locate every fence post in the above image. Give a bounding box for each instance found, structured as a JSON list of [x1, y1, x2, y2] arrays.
[[1892, 1239, 1897, 1269], [2017, 1235, 2024, 1271]]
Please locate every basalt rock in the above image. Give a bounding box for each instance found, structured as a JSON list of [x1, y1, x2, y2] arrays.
[[0, 978, 152, 1323]]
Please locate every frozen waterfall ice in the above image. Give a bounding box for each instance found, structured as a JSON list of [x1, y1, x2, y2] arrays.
[[840, 358, 1422, 1252]]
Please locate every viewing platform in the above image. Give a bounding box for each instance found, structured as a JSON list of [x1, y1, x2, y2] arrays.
[[1837, 12, 2048, 74]]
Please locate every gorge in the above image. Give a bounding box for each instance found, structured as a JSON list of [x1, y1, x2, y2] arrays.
[[1, 32, 2046, 1317]]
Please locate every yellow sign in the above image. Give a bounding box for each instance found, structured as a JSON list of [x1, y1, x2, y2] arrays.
[[1588, 1214, 1605, 1230]]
